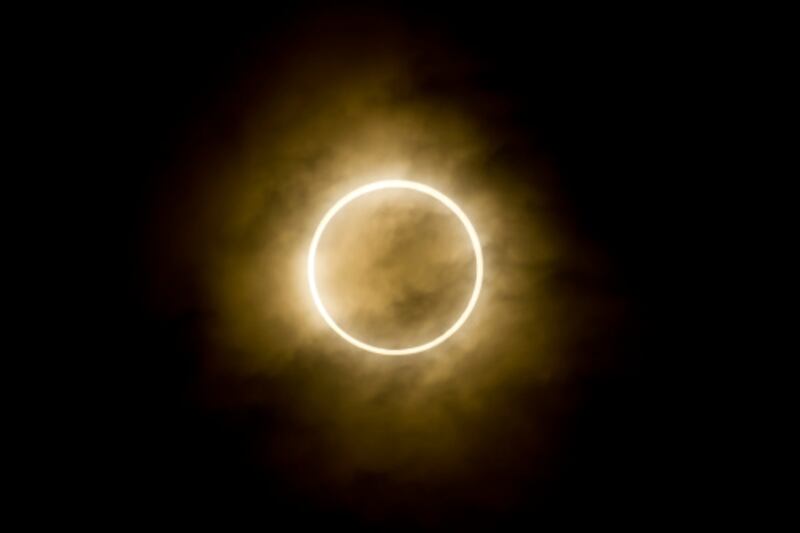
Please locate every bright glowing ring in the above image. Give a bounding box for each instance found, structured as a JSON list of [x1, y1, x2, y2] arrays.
[[308, 179, 483, 356]]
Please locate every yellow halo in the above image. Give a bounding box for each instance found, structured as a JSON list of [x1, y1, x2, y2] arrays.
[[308, 179, 483, 355]]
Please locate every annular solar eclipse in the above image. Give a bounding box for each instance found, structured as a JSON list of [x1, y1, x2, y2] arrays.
[[308, 180, 484, 355]]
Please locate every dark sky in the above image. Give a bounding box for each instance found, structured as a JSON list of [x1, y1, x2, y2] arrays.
[[64, 3, 712, 528]]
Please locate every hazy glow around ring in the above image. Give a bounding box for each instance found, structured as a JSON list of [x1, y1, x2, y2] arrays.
[[308, 180, 484, 355]]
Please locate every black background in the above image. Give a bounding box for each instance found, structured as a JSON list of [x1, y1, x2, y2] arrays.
[[54, 3, 715, 528]]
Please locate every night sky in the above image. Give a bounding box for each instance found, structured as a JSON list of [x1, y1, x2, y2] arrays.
[[67, 3, 710, 528]]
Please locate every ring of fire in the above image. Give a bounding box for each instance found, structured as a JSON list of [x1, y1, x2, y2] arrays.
[[308, 179, 484, 355]]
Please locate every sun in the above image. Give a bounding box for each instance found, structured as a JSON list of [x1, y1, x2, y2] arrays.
[[308, 179, 483, 355]]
